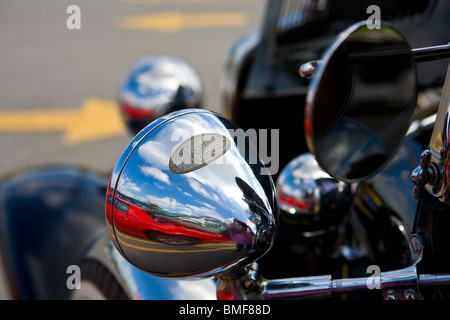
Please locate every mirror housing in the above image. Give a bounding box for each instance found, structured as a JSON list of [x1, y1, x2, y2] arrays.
[[305, 21, 417, 182], [119, 56, 203, 135], [106, 109, 278, 278]]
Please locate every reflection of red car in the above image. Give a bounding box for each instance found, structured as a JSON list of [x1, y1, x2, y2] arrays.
[[112, 197, 230, 245], [105, 182, 114, 225], [278, 189, 308, 213]]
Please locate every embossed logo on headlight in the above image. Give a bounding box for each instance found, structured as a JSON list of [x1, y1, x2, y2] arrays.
[[169, 133, 231, 174]]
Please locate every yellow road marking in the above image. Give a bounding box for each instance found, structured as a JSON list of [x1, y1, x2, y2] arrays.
[[117, 236, 237, 253], [0, 98, 127, 145], [115, 226, 236, 247], [118, 11, 247, 32]]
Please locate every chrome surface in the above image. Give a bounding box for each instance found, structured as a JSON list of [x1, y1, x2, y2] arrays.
[[235, 260, 450, 300], [381, 265, 422, 300], [258, 267, 450, 300], [421, 62, 450, 204], [419, 273, 450, 287], [258, 272, 373, 299], [261, 275, 333, 299], [299, 60, 320, 79], [276, 153, 327, 216], [411, 150, 440, 199], [332, 277, 372, 294], [305, 21, 417, 183], [276, 153, 350, 235], [409, 234, 424, 263], [107, 109, 277, 278], [412, 44, 450, 63], [119, 56, 203, 134]]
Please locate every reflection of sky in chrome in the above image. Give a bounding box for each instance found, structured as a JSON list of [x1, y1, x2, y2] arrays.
[[277, 153, 330, 200], [121, 56, 202, 111], [116, 113, 270, 226]]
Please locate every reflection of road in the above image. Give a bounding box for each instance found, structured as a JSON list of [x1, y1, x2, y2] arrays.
[[114, 228, 249, 276]]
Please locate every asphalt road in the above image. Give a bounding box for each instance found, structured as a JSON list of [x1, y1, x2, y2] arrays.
[[0, 0, 265, 177], [0, 0, 266, 299]]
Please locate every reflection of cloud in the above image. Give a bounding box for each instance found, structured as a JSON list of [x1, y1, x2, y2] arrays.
[[278, 183, 303, 199], [143, 193, 222, 220], [290, 155, 329, 181], [137, 140, 169, 169], [144, 194, 180, 210], [186, 202, 218, 216], [118, 175, 142, 194], [187, 165, 251, 219], [186, 204, 221, 218], [187, 177, 220, 203], [140, 165, 170, 184]]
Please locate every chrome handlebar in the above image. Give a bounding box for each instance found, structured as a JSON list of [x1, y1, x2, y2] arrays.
[[239, 263, 450, 300]]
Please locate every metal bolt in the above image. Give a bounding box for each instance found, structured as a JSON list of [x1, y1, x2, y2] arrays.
[[405, 293, 416, 300], [385, 290, 396, 300], [409, 234, 424, 261], [404, 289, 417, 300], [299, 60, 321, 79], [243, 279, 256, 290]]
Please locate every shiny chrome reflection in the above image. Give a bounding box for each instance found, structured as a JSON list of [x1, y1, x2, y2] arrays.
[[119, 56, 203, 134], [106, 109, 277, 278], [276, 153, 351, 236], [299, 60, 321, 80]]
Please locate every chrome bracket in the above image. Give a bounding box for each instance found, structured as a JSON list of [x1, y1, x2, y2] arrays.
[[412, 150, 440, 199], [381, 265, 422, 300], [232, 234, 450, 300]]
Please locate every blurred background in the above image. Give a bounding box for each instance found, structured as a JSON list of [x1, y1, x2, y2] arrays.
[[0, 0, 265, 178], [0, 0, 265, 299]]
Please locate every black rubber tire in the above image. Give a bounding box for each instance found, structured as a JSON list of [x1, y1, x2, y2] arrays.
[[70, 259, 129, 300]]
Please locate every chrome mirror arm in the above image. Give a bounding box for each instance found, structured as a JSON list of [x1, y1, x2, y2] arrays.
[[412, 56, 450, 203], [238, 234, 450, 301], [236, 263, 450, 300], [299, 44, 450, 80], [259, 264, 423, 300], [412, 44, 450, 63]]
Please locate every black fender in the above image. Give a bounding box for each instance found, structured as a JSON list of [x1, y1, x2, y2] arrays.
[[0, 166, 108, 299], [352, 138, 426, 270], [0, 165, 217, 300]]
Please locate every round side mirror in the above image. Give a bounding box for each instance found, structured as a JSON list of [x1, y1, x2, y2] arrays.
[[305, 21, 417, 182], [106, 109, 277, 278]]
